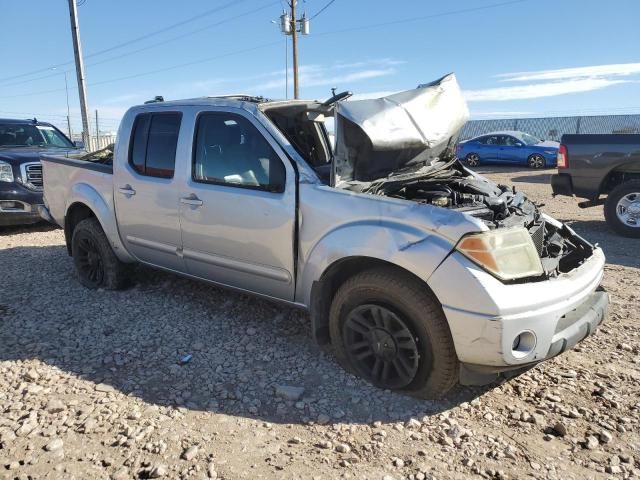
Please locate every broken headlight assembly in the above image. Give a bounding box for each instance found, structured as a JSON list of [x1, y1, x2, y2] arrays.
[[456, 227, 544, 281]]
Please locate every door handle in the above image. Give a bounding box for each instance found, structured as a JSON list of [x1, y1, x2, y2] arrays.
[[118, 185, 136, 196], [180, 195, 203, 207]]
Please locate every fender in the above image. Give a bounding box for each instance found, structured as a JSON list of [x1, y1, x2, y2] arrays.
[[296, 219, 455, 306], [66, 182, 135, 263]]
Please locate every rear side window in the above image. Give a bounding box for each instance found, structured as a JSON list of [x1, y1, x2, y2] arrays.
[[129, 112, 181, 178]]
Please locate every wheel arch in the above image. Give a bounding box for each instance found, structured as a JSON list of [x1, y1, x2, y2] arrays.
[[598, 165, 640, 197], [64, 183, 134, 262], [309, 256, 440, 345]]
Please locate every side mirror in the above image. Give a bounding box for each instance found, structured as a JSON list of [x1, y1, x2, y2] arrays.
[[73, 140, 85, 148]]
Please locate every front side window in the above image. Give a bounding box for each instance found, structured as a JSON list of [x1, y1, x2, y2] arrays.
[[129, 112, 181, 178], [192, 112, 285, 192]]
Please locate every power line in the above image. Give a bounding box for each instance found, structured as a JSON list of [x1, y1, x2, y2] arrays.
[[313, 0, 529, 37], [0, 0, 530, 99], [0, 41, 282, 99], [0, 0, 250, 84], [0, 1, 279, 89], [310, 0, 336, 20]]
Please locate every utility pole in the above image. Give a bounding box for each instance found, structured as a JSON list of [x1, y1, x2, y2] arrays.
[[95, 110, 99, 149], [279, 2, 309, 99], [68, 0, 91, 150], [64, 72, 72, 138], [291, 0, 299, 99]]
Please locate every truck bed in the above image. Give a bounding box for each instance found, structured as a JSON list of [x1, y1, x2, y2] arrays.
[[40, 154, 114, 228]]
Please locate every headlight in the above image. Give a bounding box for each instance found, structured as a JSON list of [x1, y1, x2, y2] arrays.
[[0, 161, 14, 182], [456, 227, 543, 281]]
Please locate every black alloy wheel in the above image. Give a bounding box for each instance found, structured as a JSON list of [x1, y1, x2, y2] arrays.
[[74, 234, 105, 286], [343, 304, 420, 389]]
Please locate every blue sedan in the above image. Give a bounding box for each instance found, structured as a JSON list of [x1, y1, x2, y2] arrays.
[[456, 131, 559, 169]]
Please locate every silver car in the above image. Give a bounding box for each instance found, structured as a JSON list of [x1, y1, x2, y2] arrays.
[[40, 74, 608, 398]]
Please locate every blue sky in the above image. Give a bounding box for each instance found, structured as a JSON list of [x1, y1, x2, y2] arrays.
[[1, 0, 639, 134]]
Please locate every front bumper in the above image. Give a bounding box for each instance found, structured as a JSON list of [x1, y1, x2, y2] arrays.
[[551, 172, 574, 196], [428, 245, 607, 370], [0, 182, 44, 226]]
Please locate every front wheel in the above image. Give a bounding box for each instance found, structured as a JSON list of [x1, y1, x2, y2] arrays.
[[71, 218, 130, 289], [329, 267, 459, 398], [465, 153, 480, 167], [528, 154, 546, 169], [604, 180, 640, 237]]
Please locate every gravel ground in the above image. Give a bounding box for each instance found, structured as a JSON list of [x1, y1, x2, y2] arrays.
[[1, 166, 639, 480]]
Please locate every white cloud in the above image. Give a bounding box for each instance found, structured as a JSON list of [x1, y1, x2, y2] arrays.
[[464, 78, 630, 102], [497, 62, 640, 82]]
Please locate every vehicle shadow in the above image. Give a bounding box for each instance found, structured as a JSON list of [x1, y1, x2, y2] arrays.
[[511, 173, 553, 185], [0, 244, 499, 426], [0, 221, 59, 236]]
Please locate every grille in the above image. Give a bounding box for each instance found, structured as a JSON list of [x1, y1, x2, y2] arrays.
[[22, 163, 43, 190], [529, 220, 545, 256]]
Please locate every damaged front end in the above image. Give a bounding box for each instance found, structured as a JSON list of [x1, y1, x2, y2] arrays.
[[332, 74, 594, 280]]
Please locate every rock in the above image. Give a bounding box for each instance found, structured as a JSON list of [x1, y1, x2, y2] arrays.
[[317, 414, 330, 425], [95, 383, 115, 393], [246, 327, 257, 335], [606, 465, 622, 474], [617, 342, 632, 351], [392, 457, 404, 468], [599, 430, 613, 444], [45, 438, 64, 452], [181, 445, 199, 461], [317, 440, 332, 449], [207, 463, 218, 479], [24, 369, 39, 381], [405, 418, 421, 429], [462, 458, 474, 467], [335, 443, 351, 453], [46, 399, 65, 414], [288, 436, 303, 444], [275, 385, 304, 401], [148, 464, 168, 478], [553, 421, 568, 437], [584, 435, 599, 450]]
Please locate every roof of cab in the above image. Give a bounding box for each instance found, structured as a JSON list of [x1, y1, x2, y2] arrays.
[[0, 118, 54, 125]]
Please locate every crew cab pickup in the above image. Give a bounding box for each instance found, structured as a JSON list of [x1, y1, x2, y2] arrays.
[[0, 118, 82, 226], [41, 74, 608, 398], [551, 134, 640, 237]]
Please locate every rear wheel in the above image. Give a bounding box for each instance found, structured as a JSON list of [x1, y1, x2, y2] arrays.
[[72, 218, 130, 289], [329, 267, 459, 398], [604, 180, 640, 238], [528, 154, 546, 169], [465, 153, 480, 167]]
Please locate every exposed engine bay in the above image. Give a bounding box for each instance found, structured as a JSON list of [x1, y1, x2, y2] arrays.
[[347, 158, 594, 278], [261, 74, 594, 280]]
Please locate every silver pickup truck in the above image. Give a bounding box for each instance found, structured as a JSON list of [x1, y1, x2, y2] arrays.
[[41, 74, 608, 398]]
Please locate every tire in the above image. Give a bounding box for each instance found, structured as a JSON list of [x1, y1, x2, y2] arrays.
[[604, 180, 640, 238], [465, 153, 480, 167], [71, 217, 130, 289], [527, 154, 546, 169], [329, 267, 459, 399]]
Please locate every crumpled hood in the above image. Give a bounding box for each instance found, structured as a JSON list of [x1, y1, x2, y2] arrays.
[[0, 146, 83, 166], [333, 73, 469, 184]]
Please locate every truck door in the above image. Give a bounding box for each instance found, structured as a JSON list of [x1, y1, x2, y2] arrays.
[[113, 111, 186, 272], [179, 110, 296, 300]]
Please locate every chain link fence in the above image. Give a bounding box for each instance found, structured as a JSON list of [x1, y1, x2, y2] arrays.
[[461, 114, 640, 141]]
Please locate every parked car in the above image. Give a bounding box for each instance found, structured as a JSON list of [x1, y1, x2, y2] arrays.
[[457, 130, 559, 169], [0, 118, 83, 226], [551, 133, 640, 237], [40, 74, 607, 398]]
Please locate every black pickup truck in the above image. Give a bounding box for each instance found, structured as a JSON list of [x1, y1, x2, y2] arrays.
[[0, 118, 83, 226], [552, 134, 640, 237]]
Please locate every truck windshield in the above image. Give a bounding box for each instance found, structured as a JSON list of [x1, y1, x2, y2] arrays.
[[0, 123, 74, 148]]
